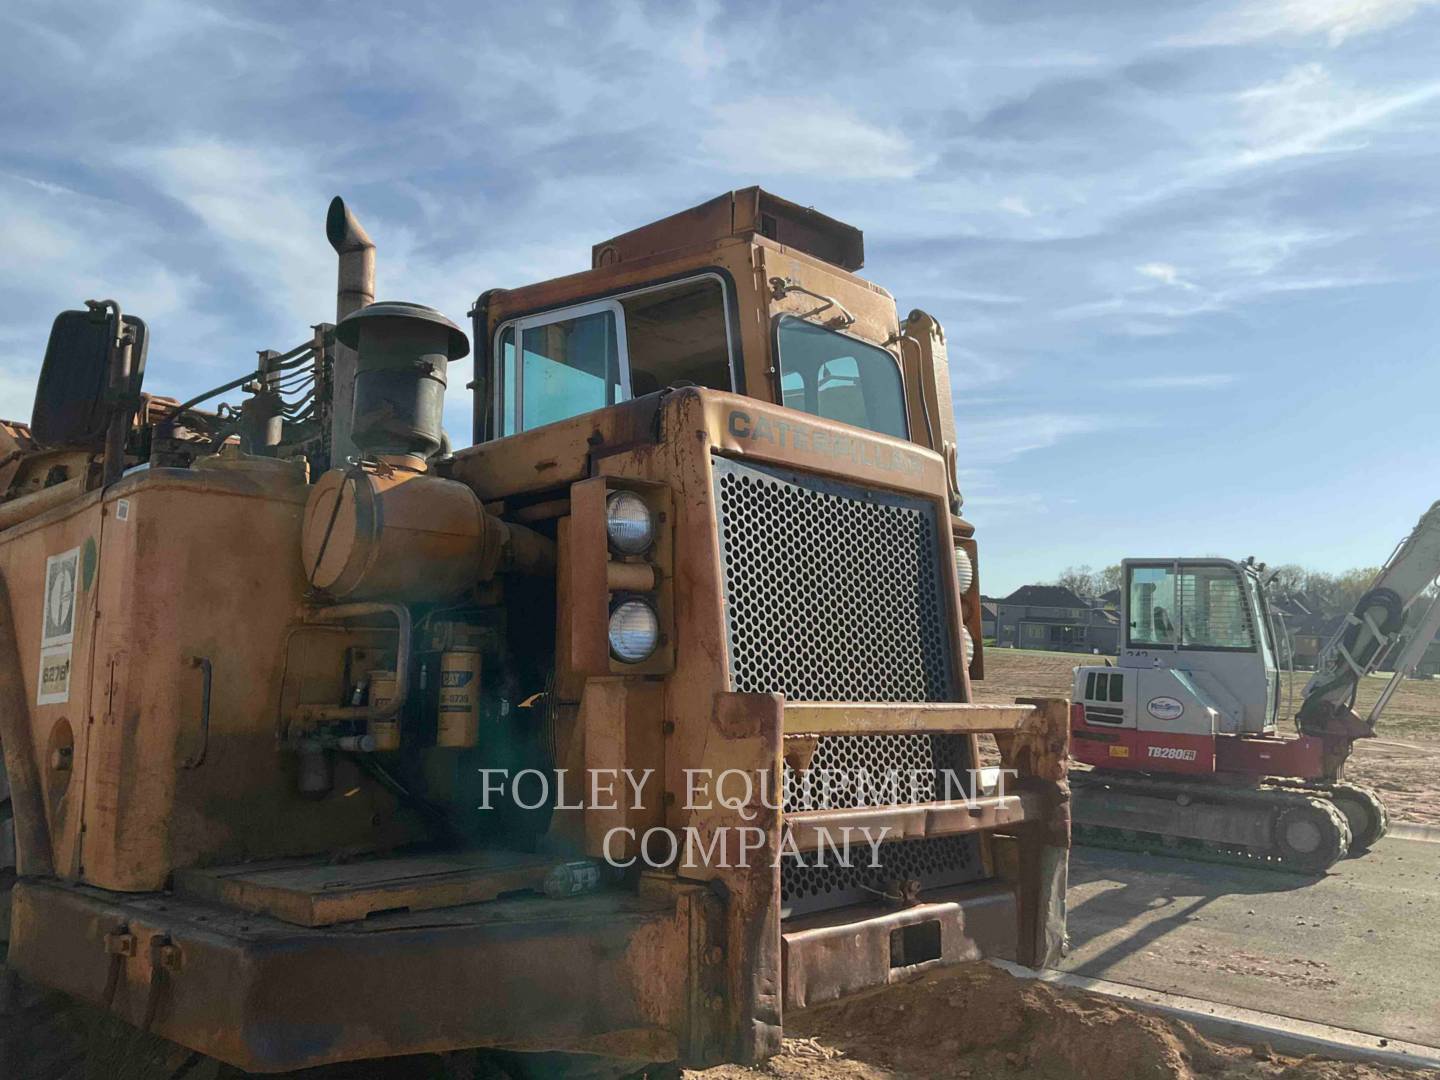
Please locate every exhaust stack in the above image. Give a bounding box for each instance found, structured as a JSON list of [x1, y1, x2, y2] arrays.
[[326, 196, 376, 463]]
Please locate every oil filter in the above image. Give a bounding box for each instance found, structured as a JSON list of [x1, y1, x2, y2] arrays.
[[437, 648, 481, 747], [368, 669, 401, 751]]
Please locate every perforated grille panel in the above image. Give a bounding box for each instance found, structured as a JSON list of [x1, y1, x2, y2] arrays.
[[781, 835, 980, 918], [712, 456, 984, 914], [783, 731, 971, 813], [713, 457, 955, 702]]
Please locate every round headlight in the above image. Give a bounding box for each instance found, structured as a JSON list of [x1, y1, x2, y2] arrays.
[[605, 491, 654, 555], [608, 598, 660, 663], [954, 547, 974, 594]]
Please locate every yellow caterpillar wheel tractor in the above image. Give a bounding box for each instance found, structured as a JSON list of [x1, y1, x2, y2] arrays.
[[0, 189, 1069, 1076]]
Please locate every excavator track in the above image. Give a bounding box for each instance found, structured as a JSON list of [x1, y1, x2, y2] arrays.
[[1073, 771, 1354, 874], [1302, 781, 1389, 852]]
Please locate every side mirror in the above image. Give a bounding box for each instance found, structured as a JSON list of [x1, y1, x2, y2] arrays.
[[31, 307, 147, 450]]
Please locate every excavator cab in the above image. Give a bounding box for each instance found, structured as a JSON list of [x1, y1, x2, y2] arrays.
[[1114, 558, 1281, 736]]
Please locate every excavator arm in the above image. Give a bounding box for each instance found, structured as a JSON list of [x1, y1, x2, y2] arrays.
[[1297, 500, 1440, 736]]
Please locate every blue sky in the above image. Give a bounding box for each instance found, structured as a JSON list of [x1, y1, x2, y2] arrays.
[[2, 0, 1437, 595]]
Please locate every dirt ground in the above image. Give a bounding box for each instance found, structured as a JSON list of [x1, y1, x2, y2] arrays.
[[972, 648, 1440, 826], [689, 963, 1436, 1080]]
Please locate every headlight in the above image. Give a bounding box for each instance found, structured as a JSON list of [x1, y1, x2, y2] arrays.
[[608, 598, 659, 662], [954, 546, 973, 594], [605, 490, 654, 555]]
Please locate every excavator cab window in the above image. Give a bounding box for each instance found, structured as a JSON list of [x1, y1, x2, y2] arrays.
[[1177, 565, 1256, 651], [1128, 564, 1178, 647], [1127, 562, 1257, 652]]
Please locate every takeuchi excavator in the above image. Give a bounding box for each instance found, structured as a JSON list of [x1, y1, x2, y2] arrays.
[[1071, 500, 1440, 872]]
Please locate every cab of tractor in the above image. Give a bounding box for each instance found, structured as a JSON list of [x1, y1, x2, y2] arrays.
[[471, 188, 961, 500]]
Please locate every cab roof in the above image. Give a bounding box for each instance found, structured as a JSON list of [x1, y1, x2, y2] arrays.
[[592, 187, 864, 273]]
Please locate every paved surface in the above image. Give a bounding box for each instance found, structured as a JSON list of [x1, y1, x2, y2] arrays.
[[1061, 835, 1440, 1048]]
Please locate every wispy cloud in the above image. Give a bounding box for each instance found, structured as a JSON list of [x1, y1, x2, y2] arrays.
[[1233, 63, 1440, 168], [701, 98, 924, 180], [1178, 0, 1439, 47], [1116, 373, 1237, 390], [955, 412, 1114, 468], [998, 195, 1033, 217]]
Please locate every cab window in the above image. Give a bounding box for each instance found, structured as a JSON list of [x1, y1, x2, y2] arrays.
[[1126, 562, 1256, 651], [775, 316, 908, 439], [1178, 565, 1256, 650], [495, 277, 734, 436], [1127, 564, 1179, 648], [623, 277, 732, 396]]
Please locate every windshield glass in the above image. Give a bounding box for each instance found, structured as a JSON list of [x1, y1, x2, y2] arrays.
[[1127, 562, 1257, 650], [775, 316, 908, 439]]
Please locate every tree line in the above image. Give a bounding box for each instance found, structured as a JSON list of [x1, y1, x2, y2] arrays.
[[1052, 563, 1382, 621]]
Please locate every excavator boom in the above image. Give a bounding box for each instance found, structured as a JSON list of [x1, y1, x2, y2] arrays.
[[1298, 500, 1440, 734]]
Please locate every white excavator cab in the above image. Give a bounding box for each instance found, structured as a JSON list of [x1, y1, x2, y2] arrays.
[[1112, 558, 1281, 735]]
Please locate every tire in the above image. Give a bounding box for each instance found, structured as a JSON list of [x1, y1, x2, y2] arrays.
[[1327, 783, 1389, 854], [1273, 798, 1351, 873]]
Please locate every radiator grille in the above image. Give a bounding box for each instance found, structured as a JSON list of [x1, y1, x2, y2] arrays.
[[712, 456, 983, 914], [782, 731, 971, 813], [781, 835, 980, 918], [713, 457, 955, 702]]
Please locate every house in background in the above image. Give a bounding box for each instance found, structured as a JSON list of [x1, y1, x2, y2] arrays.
[[994, 584, 1120, 654], [1268, 594, 1336, 670], [979, 597, 998, 641]]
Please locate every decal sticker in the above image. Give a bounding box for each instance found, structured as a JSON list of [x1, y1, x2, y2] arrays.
[[1108, 745, 1130, 757], [42, 547, 79, 648], [1147, 746, 1199, 761], [1146, 696, 1184, 721], [38, 644, 72, 705], [115, 499, 130, 522]]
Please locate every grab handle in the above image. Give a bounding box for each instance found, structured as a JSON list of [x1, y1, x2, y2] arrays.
[[181, 656, 213, 768]]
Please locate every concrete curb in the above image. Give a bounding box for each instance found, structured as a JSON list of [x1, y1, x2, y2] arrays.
[[1389, 821, 1440, 844], [989, 959, 1440, 1071]]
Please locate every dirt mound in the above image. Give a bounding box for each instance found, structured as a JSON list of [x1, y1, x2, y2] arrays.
[[7, 958, 1430, 1079], [690, 964, 1437, 1080]]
